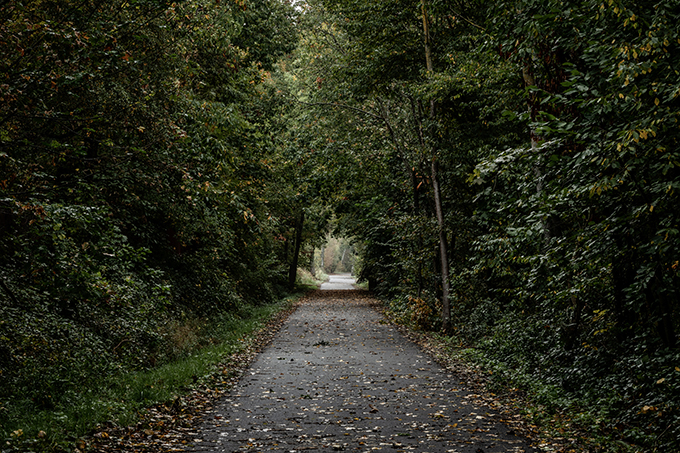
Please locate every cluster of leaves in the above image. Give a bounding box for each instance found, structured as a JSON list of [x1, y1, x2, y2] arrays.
[[0, 0, 315, 448], [464, 1, 680, 449], [290, 0, 679, 450]]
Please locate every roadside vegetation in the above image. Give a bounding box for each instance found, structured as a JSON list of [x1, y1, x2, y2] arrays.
[[3, 296, 298, 452], [0, 0, 327, 450], [290, 1, 680, 451], [2, 1, 678, 452]]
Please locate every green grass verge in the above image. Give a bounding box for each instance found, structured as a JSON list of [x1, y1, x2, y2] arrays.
[[352, 279, 368, 290], [296, 268, 324, 290], [1, 296, 299, 453]]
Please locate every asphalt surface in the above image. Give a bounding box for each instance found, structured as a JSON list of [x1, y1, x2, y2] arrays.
[[191, 288, 536, 453], [320, 274, 357, 290]]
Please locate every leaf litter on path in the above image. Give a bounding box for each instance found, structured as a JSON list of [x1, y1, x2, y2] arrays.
[[185, 290, 538, 453], [86, 301, 298, 453]]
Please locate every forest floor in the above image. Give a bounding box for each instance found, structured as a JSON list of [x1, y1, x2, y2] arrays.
[[88, 284, 542, 453]]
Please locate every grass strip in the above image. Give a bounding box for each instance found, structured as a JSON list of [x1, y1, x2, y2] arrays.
[[3, 295, 300, 453]]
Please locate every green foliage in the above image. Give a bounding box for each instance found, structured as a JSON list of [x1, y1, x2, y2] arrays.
[[461, 1, 680, 449], [292, 0, 680, 450], [1, 297, 295, 452], [0, 0, 303, 448], [3, 0, 679, 450]]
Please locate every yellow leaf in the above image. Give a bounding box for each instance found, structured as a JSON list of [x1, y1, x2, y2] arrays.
[[675, 367, 680, 372], [655, 98, 660, 106], [656, 378, 665, 384]]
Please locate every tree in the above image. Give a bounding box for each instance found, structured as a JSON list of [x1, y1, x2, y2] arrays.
[[293, 0, 522, 329], [0, 0, 301, 430], [292, 0, 679, 447]]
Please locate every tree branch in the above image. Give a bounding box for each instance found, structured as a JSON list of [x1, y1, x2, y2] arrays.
[[448, 8, 486, 31]]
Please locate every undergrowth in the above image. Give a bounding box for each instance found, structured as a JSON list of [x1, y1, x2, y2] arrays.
[[0, 296, 299, 453], [384, 299, 680, 453], [296, 268, 325, 290]]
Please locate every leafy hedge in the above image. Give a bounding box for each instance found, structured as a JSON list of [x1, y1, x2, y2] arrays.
[[292, 0, 680, 450], [0, 0, 301, 442]]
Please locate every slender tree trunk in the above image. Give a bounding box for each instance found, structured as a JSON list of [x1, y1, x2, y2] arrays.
[[288, 210, 305, 291], [422, 1, 451, 331], [421, 1, 433, 73], [432, 157, 451, 332]]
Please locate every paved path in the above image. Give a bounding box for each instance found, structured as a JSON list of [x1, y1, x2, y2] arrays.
[[191, 291, 535, 452], [320, 274, 356, 290]]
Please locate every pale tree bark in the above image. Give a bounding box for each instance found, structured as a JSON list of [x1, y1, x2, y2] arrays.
[[422, 0, 451, 332], [432, 157, 451, 331], [288, 210, 305, 291]]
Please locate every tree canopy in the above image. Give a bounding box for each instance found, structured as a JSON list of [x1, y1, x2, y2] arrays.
[[284, 0, 680, 450], [1, 0, 679, 451]]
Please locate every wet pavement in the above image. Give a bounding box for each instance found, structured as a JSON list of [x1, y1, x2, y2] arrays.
[[191, 291, 536, 453]]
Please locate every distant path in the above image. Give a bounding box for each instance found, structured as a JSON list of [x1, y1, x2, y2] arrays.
[[191, 291, 535, 452], [320, 273, 356, 290]]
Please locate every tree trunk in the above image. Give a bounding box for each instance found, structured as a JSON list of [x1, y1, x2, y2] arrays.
[[421, 1, 433, 73], [422, 1, 451, 331], [288, 210, 305, 291], [432, 157, 451, 332]]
